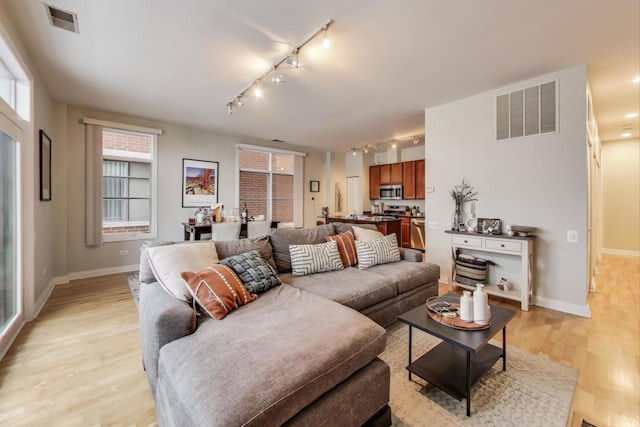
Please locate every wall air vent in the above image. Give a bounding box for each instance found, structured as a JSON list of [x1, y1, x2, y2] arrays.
[[496, 80, 557, 141], [44, 3, 79, 33]]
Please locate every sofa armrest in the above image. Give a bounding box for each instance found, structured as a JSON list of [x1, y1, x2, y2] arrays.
[[399, 247, 423, 262], [139, 282, 196, 400]]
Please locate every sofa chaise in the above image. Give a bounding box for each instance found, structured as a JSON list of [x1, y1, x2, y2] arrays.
[[138, 223, 440, 426]]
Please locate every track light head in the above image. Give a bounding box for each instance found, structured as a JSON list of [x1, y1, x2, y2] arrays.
[[287, 49, 300, 68], [234, 97, 243, 107], [226, 102, 233, 115], [272, 74, 285, 84], [253, 83, 262, 98], [413, 137, 419, 145], [351, 148, 357, 156], [363, 145, 369, 154], [321, 28, 331, 48]]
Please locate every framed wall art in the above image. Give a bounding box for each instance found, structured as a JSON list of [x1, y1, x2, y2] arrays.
[[39, 130, 51, 201], [310, 180, 320, 192], [182, 158, 219, 207]]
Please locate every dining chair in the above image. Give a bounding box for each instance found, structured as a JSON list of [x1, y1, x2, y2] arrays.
[[247, 220, 272, 239], [211, 222, 241, 241]]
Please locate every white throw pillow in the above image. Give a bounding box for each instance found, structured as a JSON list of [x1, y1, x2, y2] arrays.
[[289, 240, 344, 276], [145, 241, 219, 301], [355, 234, 401, 269], [351, 225, 384, 241]]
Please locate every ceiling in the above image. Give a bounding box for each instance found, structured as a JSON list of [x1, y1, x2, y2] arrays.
[[4, 0, 639, 152]]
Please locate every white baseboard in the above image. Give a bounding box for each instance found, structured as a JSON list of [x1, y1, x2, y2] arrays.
[[601, 248, 640, 257], [68, 264, 139, 280], [32, 275, 69, 320], [438, 274, 449, 285], [532, 295, 591, 318]]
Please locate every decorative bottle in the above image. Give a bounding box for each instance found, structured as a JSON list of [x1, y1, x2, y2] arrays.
[[241, 203, 248, 223], [473, 284, 489, 325], [459, 290, 473, 322]]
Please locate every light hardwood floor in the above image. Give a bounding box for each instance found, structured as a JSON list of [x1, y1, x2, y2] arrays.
[[0, 254, 638, 426]]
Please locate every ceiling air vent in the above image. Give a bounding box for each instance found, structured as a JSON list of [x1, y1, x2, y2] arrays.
[[44, 3, 79, 33], [496, 80, 557, 141]]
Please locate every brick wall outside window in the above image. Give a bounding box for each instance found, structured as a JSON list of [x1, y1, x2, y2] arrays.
[[104, 225, 150, 234], [239, 150, 269, 170], [103, 130, 151, 154]]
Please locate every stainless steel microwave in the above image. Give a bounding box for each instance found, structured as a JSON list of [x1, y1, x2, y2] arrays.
[[379, 185, 403, 200]]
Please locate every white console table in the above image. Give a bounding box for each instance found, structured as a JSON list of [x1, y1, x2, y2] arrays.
[[445, 230, 536, 311]]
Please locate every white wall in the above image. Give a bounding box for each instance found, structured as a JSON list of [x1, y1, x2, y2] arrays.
[[425, 65, 590, 316], [601, 138, 640, 255]]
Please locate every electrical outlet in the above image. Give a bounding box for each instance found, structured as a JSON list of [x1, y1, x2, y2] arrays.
[[428, 221, 440, 229], [566, 230, 578, 243], [426, 186, 435, 193], [119, 250, 128, 255]]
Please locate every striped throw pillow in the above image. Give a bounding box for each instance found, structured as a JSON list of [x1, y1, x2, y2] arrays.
[[325, 231, 358, 267], [181, 265, 257, 320], [289, 240, 344, 276], [355, 234, 401, 269]]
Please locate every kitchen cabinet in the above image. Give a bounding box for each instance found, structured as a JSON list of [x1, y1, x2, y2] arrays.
[[369, 165, 380, 199], [403, 161, 416, 199], [379, 163, 402, 185], [400, 217, 411, 248], [415, 159, 425, 199]]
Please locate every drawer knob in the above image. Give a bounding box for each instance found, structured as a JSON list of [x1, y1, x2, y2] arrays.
[[500, 244, 505, 247], [463, 240, 468, 243]]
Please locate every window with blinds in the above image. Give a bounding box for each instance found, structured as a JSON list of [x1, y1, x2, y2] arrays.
[[102, 129, 155, 240]]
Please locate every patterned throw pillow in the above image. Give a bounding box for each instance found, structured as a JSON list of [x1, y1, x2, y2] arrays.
[[219, 250, 281, 294], [289, 240, 344, 276], [325, 231, 358, 267], [181, 265, 257, 320], [355, 234, 401, 269]]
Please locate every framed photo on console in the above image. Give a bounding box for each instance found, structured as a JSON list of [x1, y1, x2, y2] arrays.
[[478, 218, 501, 234]]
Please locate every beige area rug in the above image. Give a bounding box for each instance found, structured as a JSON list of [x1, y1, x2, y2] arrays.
[[381, 321, 578, 427]]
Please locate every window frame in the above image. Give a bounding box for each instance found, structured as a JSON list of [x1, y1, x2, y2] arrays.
[[101, 127, 158, 243], [236, 144, 305, 228]]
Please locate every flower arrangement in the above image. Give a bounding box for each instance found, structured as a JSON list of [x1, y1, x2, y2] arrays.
[[449, 178, 478, 207]]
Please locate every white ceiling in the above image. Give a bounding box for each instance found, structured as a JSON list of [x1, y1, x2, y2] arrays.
[[5, 0, 639, 151]]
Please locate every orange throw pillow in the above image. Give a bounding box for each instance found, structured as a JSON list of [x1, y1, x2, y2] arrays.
[[181, 265, 257, 320], [325, 231, 358, 267]]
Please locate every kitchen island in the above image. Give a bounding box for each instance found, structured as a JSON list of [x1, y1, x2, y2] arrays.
[[326, 216, 401, 246]]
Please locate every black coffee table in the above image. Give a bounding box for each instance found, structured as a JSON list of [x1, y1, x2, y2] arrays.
[[397, 297, 516, 416]]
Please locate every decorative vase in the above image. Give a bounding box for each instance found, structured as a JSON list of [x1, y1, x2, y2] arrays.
[[451, 203, 462, 230], [473, 284, 489, 326], [460, 290, 473, 322]]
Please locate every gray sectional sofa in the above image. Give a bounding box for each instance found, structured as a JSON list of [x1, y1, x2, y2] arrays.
[[139, 223, 440, 426]]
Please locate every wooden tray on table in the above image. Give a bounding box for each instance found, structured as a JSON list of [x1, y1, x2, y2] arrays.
[[425, 296, 491, 330]]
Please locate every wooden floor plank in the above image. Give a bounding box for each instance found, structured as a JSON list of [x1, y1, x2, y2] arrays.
[[0, 255, 638, 426]]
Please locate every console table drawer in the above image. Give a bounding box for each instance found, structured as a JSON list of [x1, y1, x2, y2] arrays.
[[485, 239, 522, 252], [452, 235, 482, 248]]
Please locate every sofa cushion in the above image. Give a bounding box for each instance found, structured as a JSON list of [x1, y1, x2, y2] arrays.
[[290, 240, 344, 276], [214, 235, 276, 271], [351, 225, 384, 241], [325, 231, 358, 267], [181, 265, 257, 320], [280, 268, 397, 311], [146, 241, 219, 301], [139, 240, 175, 283], [218, 250, 281, 294], [269, 224, 335, 273], [355, 234, 401, 269], [367, 260, 441, 294], [156, 283, 386, 426]]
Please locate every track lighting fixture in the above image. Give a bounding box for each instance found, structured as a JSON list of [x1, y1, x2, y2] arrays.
[[321, 26, 331, 48], [351, 134, 425, 155], [272, 70, 285, 84], [286, 49, 300, 68], [226, 19, 333, 114]]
